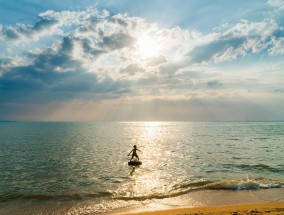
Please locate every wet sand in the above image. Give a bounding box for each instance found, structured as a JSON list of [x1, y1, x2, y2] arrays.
[[1, 189, 283, 214], [119, 202, 284, 215], [107, 189, 284, 215]]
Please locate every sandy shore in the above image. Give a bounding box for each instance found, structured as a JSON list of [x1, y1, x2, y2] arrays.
[[1, 189, 283, 214], [105, 189, 284, 215], [119, 202, 284, 215]]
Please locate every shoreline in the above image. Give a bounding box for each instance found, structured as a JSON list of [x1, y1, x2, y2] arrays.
[[118, 202, 284, 215], [0, 189, 283, 214], [104, 189, 284, 215]]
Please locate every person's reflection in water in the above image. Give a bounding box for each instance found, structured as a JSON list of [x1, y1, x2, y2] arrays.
[[130, 166, 136, 176]]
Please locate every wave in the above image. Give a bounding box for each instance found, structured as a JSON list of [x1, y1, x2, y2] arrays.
[[204, 179, 283, 190], [114, 179, 283, 201], [172, 178, 283, 191], [227, 138, 240, 141], [253, 137, 270, 140], [222, 163, 283, 173], [0, 191, 112, 203], [1, 179, 283, 203]]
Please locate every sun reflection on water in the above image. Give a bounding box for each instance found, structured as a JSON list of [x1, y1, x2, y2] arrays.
[[119, 122, 171, 199], [142, 122, 163, 140], [139, 122, 165, 165]]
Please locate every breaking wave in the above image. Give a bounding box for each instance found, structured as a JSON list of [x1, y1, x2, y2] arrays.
[[2, 179, 282, 203], [113, 178, 283, 201]]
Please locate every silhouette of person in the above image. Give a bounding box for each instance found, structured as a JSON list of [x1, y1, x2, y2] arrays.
[[128, 145, 141, 161]]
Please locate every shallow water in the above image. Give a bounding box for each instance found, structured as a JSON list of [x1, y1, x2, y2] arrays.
[[0, 121, 283, 214]]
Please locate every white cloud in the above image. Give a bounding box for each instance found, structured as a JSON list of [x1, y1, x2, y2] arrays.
[[0, 7, 103, 44], [267, 0, 284, 10], [187, 18, 283, 64], [38, 8, 99, 26], [269, 37, 284, 55]]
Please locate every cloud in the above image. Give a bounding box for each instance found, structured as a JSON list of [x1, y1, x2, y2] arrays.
[[267, 0, 284, 10], [187, 19, 283, 64], [188, 36, 246, 63], [0, 9, 144, 105], [0, 19, 60, 42], [0, 5, 283, 121], [268, 37, 284, 55], [33, 19, 58, 31], [146, 55, 167, 66], [80, 37, 106, 57], [206, 80, 223, 88], [120, 64, 145, 76], [273, 88, 284, 93], [0, 7, 103, 43], [99, 32, 135, 51], [0, 33, 132, 104], [38, 8, 102, 26]]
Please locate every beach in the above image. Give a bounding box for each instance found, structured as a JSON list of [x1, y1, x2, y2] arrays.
[[118, 202, 284, 215], [1, 188, 283, 214], [106, 189, 284, 215]]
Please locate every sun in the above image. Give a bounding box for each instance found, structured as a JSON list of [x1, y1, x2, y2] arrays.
[[136, 35, 159, 58]]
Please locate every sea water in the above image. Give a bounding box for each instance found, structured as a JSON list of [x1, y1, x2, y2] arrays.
[[0, 121, 283, 214]]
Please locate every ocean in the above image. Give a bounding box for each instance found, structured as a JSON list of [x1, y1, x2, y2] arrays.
[[0, 121, 283, 214]]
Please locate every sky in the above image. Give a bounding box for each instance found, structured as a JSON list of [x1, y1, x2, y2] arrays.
[[0, 0, 283, 121]]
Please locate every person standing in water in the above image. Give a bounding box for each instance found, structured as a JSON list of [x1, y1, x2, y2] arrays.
[[128, 145, 141, 161]]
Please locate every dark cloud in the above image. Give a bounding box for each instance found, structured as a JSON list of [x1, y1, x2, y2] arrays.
[[0, 58, 12, 70], [80, 38, 105, 57], [273, 28, 284, 38], [273, 88, 284, 93], [99, 32, 135, 50], [0, 68, 45, 92], [0, 35, 131, 104], [207, 80, 223, 88], [74, 14, 136, 52], [1, 27, 20, 40], [120, 64, 145, 76], [109, 15, 129, 27], [0, 11, 142, 107], [0, 18, 58, 41], [159, 63, 185, 76], [188, 36, 246, 63], [30, 37, 79, 79], [33, 19, 58, 31]]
